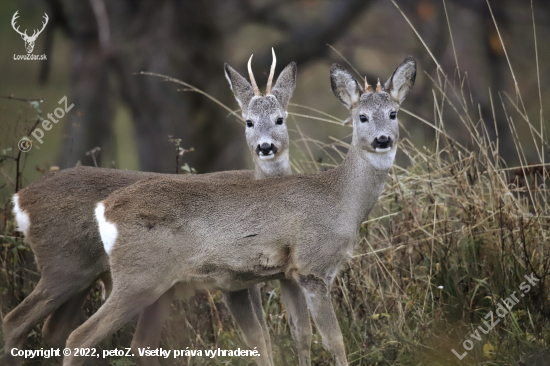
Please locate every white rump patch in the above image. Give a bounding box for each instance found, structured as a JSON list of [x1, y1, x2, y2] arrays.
[[95, 202, 118, 255], [12, 194, 30, 237]]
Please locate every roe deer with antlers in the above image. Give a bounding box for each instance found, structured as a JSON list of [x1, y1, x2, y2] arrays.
[[5, 51, 302, 366], [62, 56, 416, 366]]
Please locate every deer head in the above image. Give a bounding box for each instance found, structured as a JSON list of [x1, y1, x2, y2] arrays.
[[330, 56, 416, 169], [12, 11, 49, 54], [224, 49, 297, 178]]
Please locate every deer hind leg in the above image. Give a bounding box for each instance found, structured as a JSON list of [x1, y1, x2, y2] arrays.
[[131, 286, 176, 366], [42, 284, 94, 348], [63, 281, 169, 366], [222, 288, 273, 366], [296, 274, 348, 366], [3, 273, 88, 366], [280, 278, 312, 366]]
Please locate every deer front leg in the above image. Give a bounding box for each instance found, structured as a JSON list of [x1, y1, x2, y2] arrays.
[[222, 289, 273, 366], [297, 274, 347, 366], [248, 284, 274, 363], [280, 278, 311, 366]]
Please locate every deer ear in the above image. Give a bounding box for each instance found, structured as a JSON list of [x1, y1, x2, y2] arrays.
[[384, 56, 416, 104], [271, 62, 297, 110], [330, 64, 362, 110], [224, 63, 255, 115]]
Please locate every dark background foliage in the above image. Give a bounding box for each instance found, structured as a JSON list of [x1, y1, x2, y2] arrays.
[[1, 0, 549, 181], [1, 1, 550, 365]]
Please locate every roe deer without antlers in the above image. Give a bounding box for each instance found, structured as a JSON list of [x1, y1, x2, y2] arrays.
[[5, 51, 301, 366], [63, 56, 417, 366]]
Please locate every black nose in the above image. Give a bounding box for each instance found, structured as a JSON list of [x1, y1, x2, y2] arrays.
[[371, 135, 392, 149], [256, 143, 278, 156]]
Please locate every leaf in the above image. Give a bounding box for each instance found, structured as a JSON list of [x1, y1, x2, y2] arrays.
[[406, 283, 417, 295], [182, 163, 196, 174], [483, 343, 494, 359]]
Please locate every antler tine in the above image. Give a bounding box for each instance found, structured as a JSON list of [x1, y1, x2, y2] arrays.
[[32, 13, 49, 39], [41, 13, 49, 29], [12, 10, 19, 24], [376, 78, 382, 93], [364, 76, 373, 93], [248, 55, 261, 97], [11, 10, 27, 37], [266, 47, 277, 95], [12, 10, 19, 25]]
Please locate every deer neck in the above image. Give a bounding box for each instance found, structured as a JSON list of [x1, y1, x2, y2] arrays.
[[253, 150, 292, 180], [330, 142, 396, 225]]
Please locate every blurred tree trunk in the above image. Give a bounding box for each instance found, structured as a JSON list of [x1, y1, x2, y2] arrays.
[[59, 0, 245, 173], [57, 0, 373, 173], [112, 0, 246, 173], [58, 0, 114, 169]]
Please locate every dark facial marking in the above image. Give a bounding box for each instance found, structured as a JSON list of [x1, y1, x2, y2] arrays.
[[255, 143, 278, 156], [371, 136, 393, 150]]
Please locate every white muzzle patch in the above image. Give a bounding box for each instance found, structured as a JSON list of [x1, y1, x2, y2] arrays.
[[95, 202, 118, 255], [375, 146, 392, 153], [12, 194, 30, 237], [366, 146, 397, 170], [258, 152, 275, 160]]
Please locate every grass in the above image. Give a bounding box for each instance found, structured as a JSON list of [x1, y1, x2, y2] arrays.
[[1, 1, 549, 365]]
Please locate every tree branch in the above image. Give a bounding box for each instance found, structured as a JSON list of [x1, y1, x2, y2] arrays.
[[254, 0, 375, 68]]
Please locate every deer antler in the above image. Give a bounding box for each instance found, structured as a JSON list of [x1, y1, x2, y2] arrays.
[[11, 11, 28, 38], [376, 78, 382, 93], [248, 55, 261, 97], [29, 13, 49, 40], [364, 76, 373, 93], [265, 48, 277, 95]]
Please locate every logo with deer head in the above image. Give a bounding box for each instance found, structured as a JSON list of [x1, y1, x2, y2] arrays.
[[11, 11, 49, 54]]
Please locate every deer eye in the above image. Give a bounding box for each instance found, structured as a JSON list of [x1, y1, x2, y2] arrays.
[[246, 120, 253, 128], [390, 111, 397, 120], [276, 117, 284, 125], [359, 115, 368, 123]]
